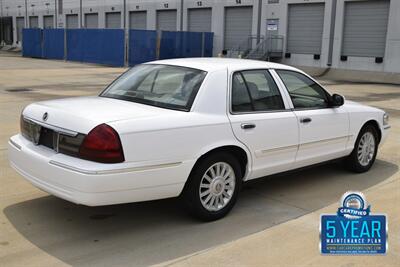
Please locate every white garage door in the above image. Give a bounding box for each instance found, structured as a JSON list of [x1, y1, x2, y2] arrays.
[[66, 14, 79, 29], [224, 6, 253, 50], [43, 15, 54, 29], [105, 12, 121, 29], [287, 3, 325, 54], [156, 10, 177, 31], [29, 16, 39, 28], [188, 8, 212, 32], [85, 13, 98, 29], [16, 17, 25, 42], [129, 11, 147, 30], [342, 0, 390, 57]]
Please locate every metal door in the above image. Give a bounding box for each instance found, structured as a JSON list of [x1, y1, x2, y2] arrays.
[[129, 11, 147, 30], [188, 8, 212, 32]]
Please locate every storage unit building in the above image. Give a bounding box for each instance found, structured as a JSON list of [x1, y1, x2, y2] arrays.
[[341, 0, 390, 58], [29, 16, 39, 28], [156, 10, 177, 31], [85, 13, 99, 29], [16, 17, 25, 43], [224, 6, 253, 50], [43, 15, 54, 29], [187, 8, 212, 32], [66, 14, 79, 29], [129, 11, 147, 30], [286, 3, 325, 55], [105, 12, 122, 29]]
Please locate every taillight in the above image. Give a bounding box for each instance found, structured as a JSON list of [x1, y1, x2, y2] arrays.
[[79, 124, 125, 164]]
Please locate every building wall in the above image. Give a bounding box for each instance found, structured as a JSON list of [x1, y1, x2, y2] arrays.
[[331, 0, 400, 73], [1, 0, 399, 73], [264, 0, 333, 69]]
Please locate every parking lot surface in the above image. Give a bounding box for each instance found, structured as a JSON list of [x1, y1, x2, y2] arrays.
[[0, 52, 399, 266]]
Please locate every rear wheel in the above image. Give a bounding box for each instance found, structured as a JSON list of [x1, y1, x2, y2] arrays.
[[181, 152, 242, 221], [345, 125, 378, 173]]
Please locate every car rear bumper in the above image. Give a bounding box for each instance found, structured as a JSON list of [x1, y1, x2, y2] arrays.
[[8, 134, 194, 206]]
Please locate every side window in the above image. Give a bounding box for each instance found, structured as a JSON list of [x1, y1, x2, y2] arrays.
[[232, 70, 285, 113], [276, 70, 330, 109], [232, 73, 253, 112]]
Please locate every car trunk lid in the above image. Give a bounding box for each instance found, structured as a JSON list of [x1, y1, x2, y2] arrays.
[[22, 96, 176, 134]]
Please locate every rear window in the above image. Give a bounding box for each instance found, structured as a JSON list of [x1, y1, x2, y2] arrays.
[[101, 64, 207, 111]]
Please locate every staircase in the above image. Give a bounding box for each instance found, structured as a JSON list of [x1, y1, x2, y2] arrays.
[[245, 35, 285, 61]]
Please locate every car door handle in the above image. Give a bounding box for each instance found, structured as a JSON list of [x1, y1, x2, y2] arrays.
[[241, 123, 256, 130], [300, 117, 312, 123]]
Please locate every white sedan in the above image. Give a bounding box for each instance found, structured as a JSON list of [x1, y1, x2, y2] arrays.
[[8, 58, 390, 220]]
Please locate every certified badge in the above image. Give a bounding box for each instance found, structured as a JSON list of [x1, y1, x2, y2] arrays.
[[320, 191, 387, 255]]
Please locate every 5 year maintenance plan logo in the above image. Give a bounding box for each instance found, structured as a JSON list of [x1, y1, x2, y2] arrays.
[[320, 191, 387, 255]]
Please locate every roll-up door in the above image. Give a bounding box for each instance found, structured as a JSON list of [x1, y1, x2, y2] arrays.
[[106, 12, 121, 29], [85, 13, 98, 28], [188, 8, 212, 32], [66, 14, 79, 29], [342, 0, 390, 57], [156, 10, 177, 31], [287, 3, 325, 54], [224, 6, 253, 50], [16, 17, 25, 42], [29, 16, 39, 28], [43, 15, 54, 29], [129, 11, 147, 30]]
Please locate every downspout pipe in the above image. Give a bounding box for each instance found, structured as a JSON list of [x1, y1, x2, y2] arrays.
[[327, 0, 337, 66], [54, 0, 57, 28], [80, 0, 82, 28], [256, 0, 262, 44], [180, 0, 183, 31], [25, 0, 28, 27]]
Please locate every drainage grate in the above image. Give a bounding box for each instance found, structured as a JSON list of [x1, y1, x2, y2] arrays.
[[6, 88, 33, 92]]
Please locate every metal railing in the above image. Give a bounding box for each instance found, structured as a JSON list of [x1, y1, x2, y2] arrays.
[[244, 35, 285, 61], [226, 35, 265, 58]]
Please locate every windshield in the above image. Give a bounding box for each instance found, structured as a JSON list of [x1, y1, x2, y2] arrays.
[[101, 64, 207, 111]]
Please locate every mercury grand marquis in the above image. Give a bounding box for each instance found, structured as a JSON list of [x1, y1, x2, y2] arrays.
[[8, 58, 390, 220]]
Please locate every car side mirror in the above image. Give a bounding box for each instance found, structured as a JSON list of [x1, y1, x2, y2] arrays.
[[330, 94, 345, 107]]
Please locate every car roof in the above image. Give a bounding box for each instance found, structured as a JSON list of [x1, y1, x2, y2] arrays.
[[146, 58, 300, 73]]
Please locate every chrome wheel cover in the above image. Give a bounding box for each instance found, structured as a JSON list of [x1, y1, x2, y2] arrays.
[[357, 132, 376, 167], [199, 162, 236, 212]]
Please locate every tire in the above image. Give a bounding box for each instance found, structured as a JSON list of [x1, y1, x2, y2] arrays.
[[345, 125, 379, 173], [181, 152, 242, 221]]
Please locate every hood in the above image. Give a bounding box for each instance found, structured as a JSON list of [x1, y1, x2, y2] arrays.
[[22, 96, 179, 134]]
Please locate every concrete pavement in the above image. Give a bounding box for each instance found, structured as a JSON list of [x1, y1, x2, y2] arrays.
[[0, 52, 399, 266]]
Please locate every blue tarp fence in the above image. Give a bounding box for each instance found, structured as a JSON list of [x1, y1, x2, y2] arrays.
[[22, 28, 214, 67], [22, 29, 42, 58], [67, 29, 125, 67], [159, 31, 214, 60], [43, 29, 65, 60], [128, 29, 157, 66]]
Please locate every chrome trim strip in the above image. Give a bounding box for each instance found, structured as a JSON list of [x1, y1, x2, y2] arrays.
[[383, 125, 391, 130], [23, 116, 78, 137], [300, 135, 352, 147], [258, 135, 352, 156], [260, 144, 298, 154], [49, 160, 182, 175], [9, 139, 22, 150]]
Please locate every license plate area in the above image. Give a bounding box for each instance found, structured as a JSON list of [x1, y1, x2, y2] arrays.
[[39, 127, 58, 151]]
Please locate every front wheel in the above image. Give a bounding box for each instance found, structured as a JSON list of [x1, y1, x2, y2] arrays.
[[345, 125, 378, 173], [181, 152, 242, 221]]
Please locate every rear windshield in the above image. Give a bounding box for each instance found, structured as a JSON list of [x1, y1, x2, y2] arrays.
[[101, 64, 207, 111]]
